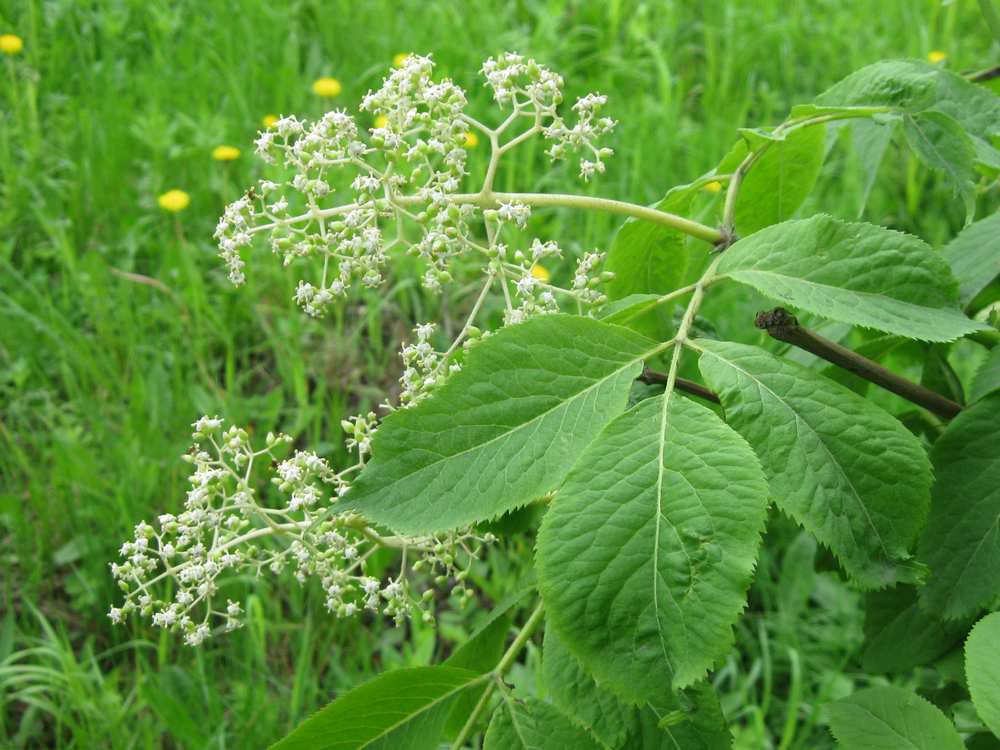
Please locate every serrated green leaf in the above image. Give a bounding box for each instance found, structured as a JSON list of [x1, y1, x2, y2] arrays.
[[902, 110, 976, 219], [537, 392, 768, 698], [715, 214, 985, 342], [918, 394, 1000, 619], [967, 612, 1000, 739], [697, 340, 932, 589], [970, 346, 1000, 404], [862, 586, 966, 674], [483, 697, 604, 750], [734, 123, 826, 236], [816, 59, 1000, 138], [941, 212, 1000, 307], [826, 685, 965, 749], [622, 685, 732, 750], [344, 315, 659, 534], [542, 626, 636, 749], [270, 666, 482, 750]]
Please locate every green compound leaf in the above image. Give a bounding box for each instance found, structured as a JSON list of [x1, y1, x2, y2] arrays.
[[918, 394, 1000, 619], [344, 315, 658, 534], [483, 697, 604, 750], [816, 59, 1000, 138], [697, 340, 932, 589], [966, 612, 1000, 739], [715, 214, 986, 342], [826, 685, 965, 750], [270, 666, 482, 750], [902, 110, 976, 219], [862, 586, 966, 674], [537, 392, 769, 698], [942, 211, 1000, 307], [542, 626, 636, 749], [733, 123, 827, 236]]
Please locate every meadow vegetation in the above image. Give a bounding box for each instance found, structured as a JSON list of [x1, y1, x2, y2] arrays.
[[1, 1, 996, 747]]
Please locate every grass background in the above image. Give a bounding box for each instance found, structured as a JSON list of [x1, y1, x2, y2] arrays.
[[0, 0, 995, 747]]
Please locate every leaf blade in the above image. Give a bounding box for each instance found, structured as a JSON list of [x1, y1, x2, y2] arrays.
[[966, 612, 1000, 739], [734, 123, 826, 236], [483, 697, 604, 750], [270, 666, 482, 750], [716, 214, 985, 342], [918, 393, 1000, 618], [697, 340, 932, 588], [826, 686, 964, 750], [537, 392, 768, 698], [344, 315, 658, 534], [941, 211, 1000, 307]]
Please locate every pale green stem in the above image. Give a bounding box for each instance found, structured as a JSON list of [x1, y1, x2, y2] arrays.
[[253, 191, 724, 245], [450, 601, 546, 749]]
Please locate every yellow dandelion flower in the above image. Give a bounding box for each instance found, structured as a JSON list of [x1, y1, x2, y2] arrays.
[[530, 264, 551, 283], [375, 114, 389, 129], [312, 77, 342, 98], [212, 145, 241, 161], [927, 50, 947, 64], [262, 114, 279, 128], [0, 34, 23, 55], [703, 181, 722, 193], [158, 189, 191, 213], [393, 52, 411, 68], [464, 131, 479, 148]]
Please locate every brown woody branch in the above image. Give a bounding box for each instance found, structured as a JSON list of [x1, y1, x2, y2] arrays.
[[639, 368, 721, 405], [754, 307, 962, 420]]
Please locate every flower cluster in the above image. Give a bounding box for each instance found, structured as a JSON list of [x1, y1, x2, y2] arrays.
[[113, 56, 626, 645], [109, 417, 493, 645], [544, 93, 616, 180], [213, 52, 616, 330]]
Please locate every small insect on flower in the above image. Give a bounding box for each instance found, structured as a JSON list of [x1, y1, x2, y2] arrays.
[[0, 34, 23, 55], [262, 114, 279, 128], [158, 189, 191, 213], [463, 131, 479, 148], [212, 145, 241, 161], [392, 52, 411, 68], [927, 50, 947, 64], [312, 76, 343, 98], [703, 181, 722, 193]]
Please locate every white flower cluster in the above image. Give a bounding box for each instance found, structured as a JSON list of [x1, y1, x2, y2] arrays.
[[213, 52, 616, 332], [544, 93, 617, 180], [109, 417, 493, 645]]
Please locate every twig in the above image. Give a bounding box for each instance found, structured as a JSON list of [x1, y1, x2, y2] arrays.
[[639, 368, 720, 405], [968, 64, 1000, 83], [754, 308, 962, 420], [450, 601, 545, 749]]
